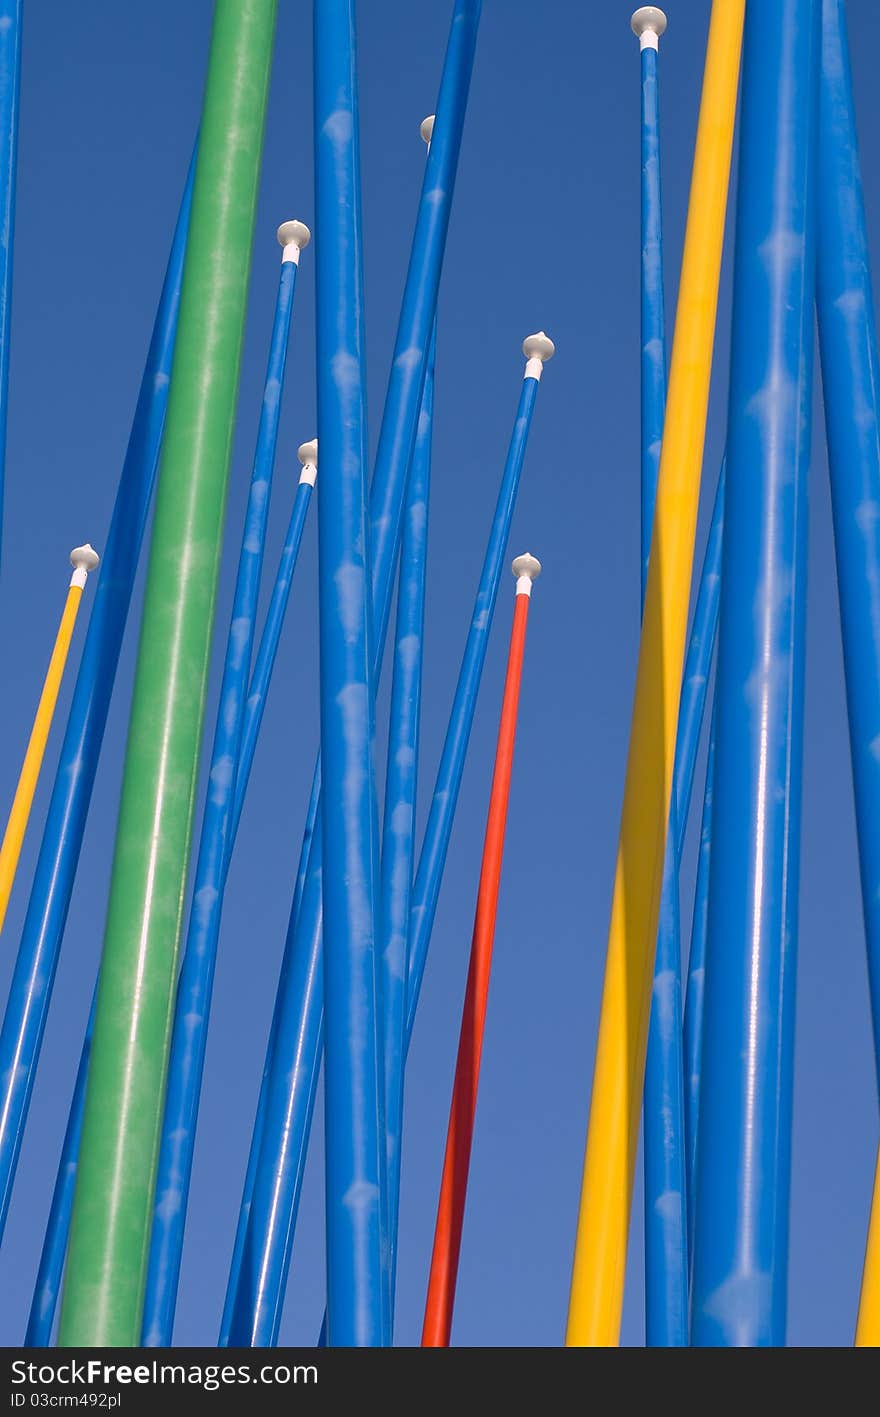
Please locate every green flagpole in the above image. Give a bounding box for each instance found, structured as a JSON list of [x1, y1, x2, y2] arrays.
[[58, 0, 278, 1347]]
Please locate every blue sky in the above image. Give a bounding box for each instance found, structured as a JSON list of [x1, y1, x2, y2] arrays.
[[0, 0, 877, 1347]]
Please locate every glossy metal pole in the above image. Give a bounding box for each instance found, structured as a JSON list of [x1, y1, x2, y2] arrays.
[[382, 310, 435, 1325], [59, 0, 278, 1346], [313, 0, 384, 1348], [633, 6, 668, 606], [405, 337, 554, 1034], [816, 0, 880, 1093], [629, 6, 688, 1348], [817, 0, 880, 1345], [691, 0, 818, 1347], [0, 546, 100, 937], [421, 554, 540, 1347], [0, 0, 21, 563]]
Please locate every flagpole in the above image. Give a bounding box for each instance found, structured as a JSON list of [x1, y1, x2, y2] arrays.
[[0, 545, 100, 937], [421, 554, 540, 1347], [58, 0, 279, 1346]]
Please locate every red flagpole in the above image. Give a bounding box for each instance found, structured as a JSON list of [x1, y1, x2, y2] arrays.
[[421, 552, 541, 1347]]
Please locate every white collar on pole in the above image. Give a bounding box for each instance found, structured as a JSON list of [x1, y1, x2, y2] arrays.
[[522, 331, 555, 381], [277, 219, 311, 265], [298, 439, 318, 487], [631, 7, 667, 51], [69, 544, 100, 590], [512, 552, 541, 597]]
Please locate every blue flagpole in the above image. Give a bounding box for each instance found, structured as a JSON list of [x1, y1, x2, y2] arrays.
[[313, 0, 383, 1348], [0, 0, 22, 567], [633, 7, 667, 607], [222, 0, 482, 1346], [405, 335, 554, 1039], [382, 323, 435, 1328], [816, 0, 880, 1096], [691, 0, 819, 1346], [141, 220, 310, 1346], [0, 145, 196, 1241], [231, 444, 317, 846], [628, 6, 689, 1348]]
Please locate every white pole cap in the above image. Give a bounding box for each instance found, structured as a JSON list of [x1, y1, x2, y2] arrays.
[[512, 552, 541, 596], [69, 543, 100, 589], [522, 331, 555, 380], [631, 7, 667, 49], [420, 114, 435, 146], [298, 438, 318, 487], [277, 219, 311, 264]]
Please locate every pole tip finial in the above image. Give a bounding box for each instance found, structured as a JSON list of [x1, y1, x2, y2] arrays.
[[298, 438, 318, 486], [512, 552, 541, 595], [277, 220, 311, 261], [631, 7, 667, 44], [69, 544, 99, 573], [522, 331, 555, 363], [512, 552, 541, 582], [420, 115, 436, 145]]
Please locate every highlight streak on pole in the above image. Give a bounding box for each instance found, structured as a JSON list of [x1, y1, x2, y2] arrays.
[[313, 0, 384, 1348], [673, 466, 724, 846], [141, 220, 309, 1348], [0, 0, 21, 565], [222, 0, 482, 1346], [690, 0, 818, 1347], [0, 547, 99, 938], [683, 711, 716, 1255], [0, 151, 195, 1244], [58, 0, 278, 1347], [629, 5, 687, 1348], [565, 0, 743, 1347], [816, 0, 880, 1095], [421, 554, 540, 1348], [382, 326, 434, 1326], [31, 447, 316, 1350]]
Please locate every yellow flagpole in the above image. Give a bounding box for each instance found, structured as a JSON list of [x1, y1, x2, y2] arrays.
[[0, 545, 99, 935], [856, 1147, 880, 1346], [565, 0, 744, 1346]]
